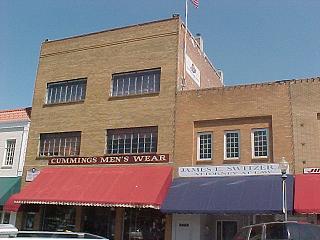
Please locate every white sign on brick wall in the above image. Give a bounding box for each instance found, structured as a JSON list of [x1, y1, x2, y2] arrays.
[[179, 164, 288, 177], [185, 54, 200, 86]]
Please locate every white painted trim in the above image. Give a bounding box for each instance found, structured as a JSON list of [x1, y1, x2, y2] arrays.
[[224, 130, 240, 160], [251, 128, 269, 159], [196, 132, 212, 161]]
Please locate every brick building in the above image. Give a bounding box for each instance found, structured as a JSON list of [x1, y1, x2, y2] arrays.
[[7, 15, 320, 240]]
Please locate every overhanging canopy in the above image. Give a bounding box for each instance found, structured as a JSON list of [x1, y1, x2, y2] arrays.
[[294, 174, 320, 214], [12, 166, 172, 209], [161, 175, 293, 214], [0, 177, 21, 205]]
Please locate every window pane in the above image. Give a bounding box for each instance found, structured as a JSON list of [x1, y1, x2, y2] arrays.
[[198, 133, 212, 160], [111, 69, 160, 97], [46, 79, 87, 104], [39, 132, 81, 157], [253, 129, 268, 157], [225, 131, 239, 159], [106, 127, 158, 154]]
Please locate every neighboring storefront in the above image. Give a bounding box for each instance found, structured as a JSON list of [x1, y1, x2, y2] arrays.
[[0, 108, 31, 225], [293, 168, 320, 224], [161, 164, 294, 240], [6, 164, 172, 240]]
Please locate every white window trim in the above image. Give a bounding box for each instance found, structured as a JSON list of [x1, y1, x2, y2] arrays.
[[197, 132, 213, 161], [251, 128, 269, 159], [224, 130, 240, 160], [2, 139, 16, 168]]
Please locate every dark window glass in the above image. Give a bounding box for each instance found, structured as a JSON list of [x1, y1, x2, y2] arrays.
[[233, 227, 250, 240], [41, 205, 75, 232], [249, 225, 263, 240], [111, 69, 160, 97], [39, 132, 81, 157], [106, 127, 157, 154], [265, 223, 289, 240], [46, 79, 86, 104], [123, 208, 165, 240]]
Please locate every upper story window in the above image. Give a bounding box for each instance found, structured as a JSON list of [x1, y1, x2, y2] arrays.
[[46, 78, 87, 104], [3, 139, 16, 167], [111, 68, 160, 97], [197, 132, 212, 160], [224, 130, 240, 160], [39, 132, 81, 157], [252, 128, 269, 158], [106, 127, 158, 154]]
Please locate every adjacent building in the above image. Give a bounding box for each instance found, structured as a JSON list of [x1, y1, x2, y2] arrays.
[[0, 108, 31, 224]]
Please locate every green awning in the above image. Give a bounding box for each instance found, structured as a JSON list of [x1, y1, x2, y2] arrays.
[[0, 177, 21, 205]]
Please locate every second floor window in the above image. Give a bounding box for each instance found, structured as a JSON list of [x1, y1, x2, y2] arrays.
[[111, 68, 160, 97], [197, 132, 212, 160], [224, 131, 240, 159], [252, 128, 269, 158], [3, 139, 16, 166], [39, 132, 81, 157], [106, 127, 158, 154], [46, 78, 87, 104]]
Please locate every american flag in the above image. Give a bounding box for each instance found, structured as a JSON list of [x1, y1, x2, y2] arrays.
[[190, 0, 199, 8]]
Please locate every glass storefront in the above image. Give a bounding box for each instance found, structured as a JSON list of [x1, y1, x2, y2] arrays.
[[42, 205, 76, 232], [123, 208, 165, 240], [82, 207, 116, 240]]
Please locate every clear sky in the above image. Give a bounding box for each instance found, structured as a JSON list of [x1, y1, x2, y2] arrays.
[[1, 0, 320, 110]]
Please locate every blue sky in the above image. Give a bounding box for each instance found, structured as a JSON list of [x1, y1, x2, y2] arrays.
[[1, 0, 320, 109]]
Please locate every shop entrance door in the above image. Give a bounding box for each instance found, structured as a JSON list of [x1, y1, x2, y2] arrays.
[[216, 220, 237, 240], [175, 221, 191, 240]]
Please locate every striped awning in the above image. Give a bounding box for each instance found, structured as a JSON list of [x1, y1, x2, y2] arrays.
[[12, 166, 172, 209]]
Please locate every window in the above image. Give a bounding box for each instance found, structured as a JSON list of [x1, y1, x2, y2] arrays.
[[216, 220, 238, 240], [197, 132, 212, 160], [252, 128, 269, 158], [111, 68, 160, 97], [3, 139, 16, 166], [46, 78, 87, 104], [39, 132, 81, 157], [249, 225, 263, 240], [224, 131, 240, 159], [106, 127, 157, 154]]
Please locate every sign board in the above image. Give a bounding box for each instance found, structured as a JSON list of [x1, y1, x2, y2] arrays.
[[186, 55, 200, 86], [179, 164, 289, 177], [47, 154, 169, 166], [303, 168, 320, 174], [26, 168, 40, 182]]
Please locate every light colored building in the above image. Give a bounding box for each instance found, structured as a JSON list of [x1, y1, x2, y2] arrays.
[[0, 108, 31, 225]]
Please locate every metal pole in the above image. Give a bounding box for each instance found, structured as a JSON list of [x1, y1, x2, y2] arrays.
[[282, 175, 288, 221], [182, 0, 188, 89]]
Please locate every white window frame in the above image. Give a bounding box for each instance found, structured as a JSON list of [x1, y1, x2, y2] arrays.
[[2, 139, 16, 167], [197, 132, 213, 161], [251, 128, 269, 159], [224, 130, 240, 160]]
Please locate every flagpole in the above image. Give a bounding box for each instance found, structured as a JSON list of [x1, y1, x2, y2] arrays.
[[183, 0, 188, 89]]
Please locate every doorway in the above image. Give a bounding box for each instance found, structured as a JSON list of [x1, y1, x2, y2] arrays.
[[216, 220, 238, 240]]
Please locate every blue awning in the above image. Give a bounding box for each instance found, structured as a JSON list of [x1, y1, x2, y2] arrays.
[[161, 175, 293, 214]]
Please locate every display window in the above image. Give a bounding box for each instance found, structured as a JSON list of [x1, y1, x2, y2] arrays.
[[41, 205, 76, 231], [82, 207, 116, 240], [123, 208, 165, 240]]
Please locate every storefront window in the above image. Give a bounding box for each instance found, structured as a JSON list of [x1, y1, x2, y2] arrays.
[[123, 208, 165, 240], [82, 207, 115, 240], [42, 206, 75, 232]]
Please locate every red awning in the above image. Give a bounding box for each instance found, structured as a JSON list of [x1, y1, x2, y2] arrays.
[[3, 194, 21, 212], [12, 166, 172, 209], [294, 174, 320, 214]]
